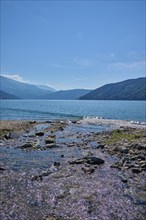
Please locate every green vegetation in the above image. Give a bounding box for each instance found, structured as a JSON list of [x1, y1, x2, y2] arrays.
[[104, 129, 145, 145], [0, 129, 9, 138]]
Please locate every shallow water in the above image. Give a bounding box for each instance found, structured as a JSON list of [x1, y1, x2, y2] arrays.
[[0, 123, 112, 172], [0, 122, 146, 220]]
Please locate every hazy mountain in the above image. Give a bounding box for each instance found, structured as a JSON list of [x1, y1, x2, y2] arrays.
[[47, 89, 92, 100], [0, 75, 53, 99], [0, 90, 21, 99], [80, 77, 146, 100], [36, 85, 56, 92]]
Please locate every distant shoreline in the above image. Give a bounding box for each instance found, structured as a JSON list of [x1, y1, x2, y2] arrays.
[[78, 117, 146, 129], [0, 118, 145, 135]]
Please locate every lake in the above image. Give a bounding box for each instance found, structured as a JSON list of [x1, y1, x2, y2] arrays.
[[0, 100, 146, 122]]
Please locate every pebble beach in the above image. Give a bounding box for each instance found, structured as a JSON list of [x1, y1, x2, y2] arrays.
[[0, 119, 146, 220]]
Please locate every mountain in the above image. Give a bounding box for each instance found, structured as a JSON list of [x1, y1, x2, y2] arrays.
[[36, 85, 56, 92], [80, 77, 146, 100], [46, 89, 92, 100], [0, 75, 53, 99], [0, 90, 21, 99]]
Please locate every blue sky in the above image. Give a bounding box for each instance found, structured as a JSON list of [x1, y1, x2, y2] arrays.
[[1, 0, 145, 90]]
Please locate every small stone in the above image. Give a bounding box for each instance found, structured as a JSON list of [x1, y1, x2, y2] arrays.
[[121, 177, 128, 183], [45, 136, 55, 144], [69, 159, 84, 164], [82, 167, 95, 174], [42, 170, 52, 177], [97, 144, 105, 149], [110, 163, 121, 170], [32, 175, 43, 181], [58, 127, 64, 131], [119, 146, 129, 154], [140, 163, 146, 169]]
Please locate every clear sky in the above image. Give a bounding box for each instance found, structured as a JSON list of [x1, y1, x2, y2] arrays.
[[1, 0, 145, 90]]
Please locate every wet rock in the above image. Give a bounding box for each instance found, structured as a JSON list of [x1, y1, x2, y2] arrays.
[[98, 144, 105, 149], [45, 120, 52, 123], [131, 168, 142, 173], [4, 134, 10, 140], [136, 145, 145, 150], [42, 170, 52, 177], [18, 142, 33, 149], [91, 143, 105, 149], [140, 162, 146, 169], [130, 143, 138, 148], [0, 167, 5, 171], [35, 131, 44, 136], [121, 178, 128, 183], [58, 127, 64, 131], [45, 136, 55, 144], [68, 143, 75, 147], [29, 120, 36, 124], [28, 134, 36, 137], [84, 156, 105, 165], [69, 156, 105, 165], [121, 147, 129, 154], [54, 162, 60, 167], [82, 145, 89, 149], [137, 155, 145, 160], [32, 175, 43, 181], [72, 120, 77, 124]]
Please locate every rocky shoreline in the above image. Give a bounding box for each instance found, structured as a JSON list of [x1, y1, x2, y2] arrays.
[[0, 120, 146, 220]]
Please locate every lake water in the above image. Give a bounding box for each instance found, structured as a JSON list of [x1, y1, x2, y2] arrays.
[[0, 100, 146, 122]]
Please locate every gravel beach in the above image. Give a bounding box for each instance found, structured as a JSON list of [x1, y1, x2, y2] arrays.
[[0, 119, 146, 220]]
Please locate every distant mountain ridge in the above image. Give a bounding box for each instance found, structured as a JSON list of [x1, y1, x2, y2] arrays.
[[36, 85, 56, 92], [46, 89, 91, 100], [80, 77, 146, 100], [0, 75, 145, 100], [0, 90, 21, 99], [0, 75, 53, 99]]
